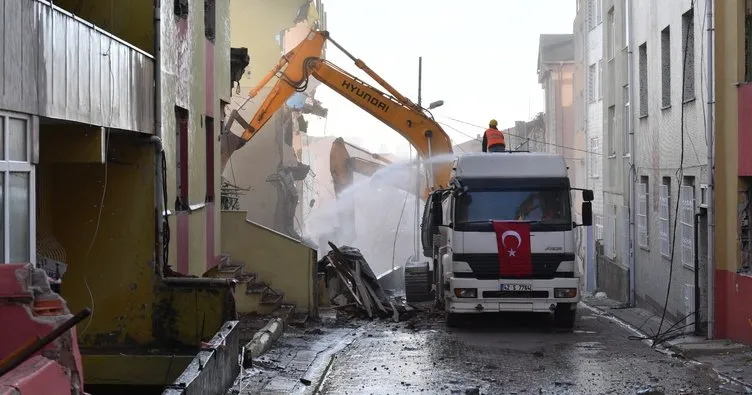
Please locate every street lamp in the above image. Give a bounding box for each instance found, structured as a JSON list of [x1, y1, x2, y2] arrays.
[[428, 100, 444, 110]]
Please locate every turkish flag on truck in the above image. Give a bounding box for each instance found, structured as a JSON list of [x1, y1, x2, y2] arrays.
[[491, 221, 533, 277]]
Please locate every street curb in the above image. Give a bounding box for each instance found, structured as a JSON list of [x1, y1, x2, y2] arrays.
[[581, 301, 752, 391], [242, 317, 284, 366]]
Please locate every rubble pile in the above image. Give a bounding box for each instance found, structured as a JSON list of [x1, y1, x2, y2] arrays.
[[319, 242, 417, 322]]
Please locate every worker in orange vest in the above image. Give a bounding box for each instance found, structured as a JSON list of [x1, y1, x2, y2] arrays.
[[482, 119, 506, 152]]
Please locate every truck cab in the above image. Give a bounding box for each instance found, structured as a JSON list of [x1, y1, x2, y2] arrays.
[[420, 152, 593, 330]]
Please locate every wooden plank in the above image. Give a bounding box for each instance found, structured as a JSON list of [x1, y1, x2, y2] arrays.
[[351, 271, 374, 318], [363, 281, 387, 315], [327, 257, 361, 306], [388, 300, 400, 323]]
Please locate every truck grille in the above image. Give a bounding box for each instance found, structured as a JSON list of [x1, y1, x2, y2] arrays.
[[482, 290, 550, 298], [453, 253, 574, 280]]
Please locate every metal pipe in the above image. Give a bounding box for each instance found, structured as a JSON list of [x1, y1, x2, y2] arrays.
[[626, 0, 637, 307], [153, 0, 163, 279], [705, 0, 715, 339], [694, 213, 701, 335], [0, 308, 92, 378]]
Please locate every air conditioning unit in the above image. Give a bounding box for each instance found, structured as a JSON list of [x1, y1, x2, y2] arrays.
[[699, 184, 708, 208]]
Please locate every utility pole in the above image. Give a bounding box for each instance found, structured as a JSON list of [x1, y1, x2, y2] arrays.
[[414, 56, 423, 260]]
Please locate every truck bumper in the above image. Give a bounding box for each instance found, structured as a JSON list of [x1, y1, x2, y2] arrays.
[[445, 276, 580, 314]]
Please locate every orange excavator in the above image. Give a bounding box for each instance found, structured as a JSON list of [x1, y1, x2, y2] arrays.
[[219, 30, 454, 197]]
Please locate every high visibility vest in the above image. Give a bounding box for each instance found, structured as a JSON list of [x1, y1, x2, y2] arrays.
[[484, 128, 506, 147]]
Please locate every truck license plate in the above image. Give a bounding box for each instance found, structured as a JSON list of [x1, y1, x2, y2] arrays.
[[501, 283, 532, 292]]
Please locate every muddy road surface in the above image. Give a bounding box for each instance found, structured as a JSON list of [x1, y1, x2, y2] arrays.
[[235, 305, 743, 395]]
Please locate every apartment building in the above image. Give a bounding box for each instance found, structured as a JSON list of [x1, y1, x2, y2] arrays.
[[715, 0, 752, 345], [631, 0, 709, 331], [0, 0, 236, 388], [575, 0, 606, 292], [224, 0, 327, 239]]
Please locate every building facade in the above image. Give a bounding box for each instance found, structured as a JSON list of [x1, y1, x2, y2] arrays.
[[1, 0, 235, 387], [224, 0, 327, 239], [715, 0, 752, 345], [538, 34, 590, 286], [575, 0, 606, 292], [595, 0, 633, 304], [630, 0, 709, 331]]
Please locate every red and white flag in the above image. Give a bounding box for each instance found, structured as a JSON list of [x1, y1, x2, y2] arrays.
[[491, 221, 533, 277]]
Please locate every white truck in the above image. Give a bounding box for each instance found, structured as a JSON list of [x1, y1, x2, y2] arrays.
[[419, 152, 594, 330]]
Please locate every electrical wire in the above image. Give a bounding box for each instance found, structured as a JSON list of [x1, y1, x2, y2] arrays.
[[81, 25, 114, 334], [652, 0, 694, 345], [437, 117, 601, 156]]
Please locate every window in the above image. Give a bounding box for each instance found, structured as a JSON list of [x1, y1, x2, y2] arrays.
[[607, 105, 616, 155], [598, 59, 604, 99], [659, 178, 671, 259], [638, 176, 649, 249], [623, 85, 631, 155], [639, 43, 648, 117], [680, 178, 696, 269], [588, 64, 597, 103], [205, 0, 216, 42], [589, 137, 600, 178], [175, 107, 189, 210], [174, 0, 189, 18], [607, 7, 616, 59], [682, 9, 695, 101], [661, 26, 671, 108], [205, 116, 215, 203], [588, 0, 596, 29], [0, 112, 35, 264], [453, 189, 572, 230], [595, 215, 604, 241]]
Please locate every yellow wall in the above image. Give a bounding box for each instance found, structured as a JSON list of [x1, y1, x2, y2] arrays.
[[41, 131, 157, 346], [221, 211, 316, 313], [53, 0, 154, 54], [714, 0, 742, 272], [229, 0, 309, 87]]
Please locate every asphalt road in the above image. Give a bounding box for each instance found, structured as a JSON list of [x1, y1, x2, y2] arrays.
[[316, 306, 734, 395], [234, 304, 746, 395]]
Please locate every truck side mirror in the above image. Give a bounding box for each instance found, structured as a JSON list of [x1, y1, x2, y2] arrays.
[[582, 189, 594, 202], [581, 202, 593, 226]]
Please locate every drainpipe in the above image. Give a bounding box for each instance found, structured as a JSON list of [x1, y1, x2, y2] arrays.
[[153, 0, 164, 278], [626, 0, 637, 306], [705, 0, 715, 339], [151, 0, 233, 288]]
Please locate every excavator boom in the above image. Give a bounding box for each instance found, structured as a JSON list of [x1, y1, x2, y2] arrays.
[[220, 30, 454, 193]]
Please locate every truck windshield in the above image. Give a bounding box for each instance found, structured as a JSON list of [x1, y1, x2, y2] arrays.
[[454, 189, 571, 225]]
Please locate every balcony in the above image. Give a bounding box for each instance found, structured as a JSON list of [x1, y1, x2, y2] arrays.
[[0, 0, 154, 133]]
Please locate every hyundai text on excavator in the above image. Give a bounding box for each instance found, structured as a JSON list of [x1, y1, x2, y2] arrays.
[[220, 29, 595, 329]]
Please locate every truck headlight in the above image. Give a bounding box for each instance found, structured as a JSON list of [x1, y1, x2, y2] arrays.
[[554, 288, 578, 298], [454, 288, 477, 298]]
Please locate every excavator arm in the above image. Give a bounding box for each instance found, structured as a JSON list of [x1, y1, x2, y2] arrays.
[[220, 30, 454, 193]]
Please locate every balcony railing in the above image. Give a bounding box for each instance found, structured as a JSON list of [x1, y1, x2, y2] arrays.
[[0, 0, 154, 133]]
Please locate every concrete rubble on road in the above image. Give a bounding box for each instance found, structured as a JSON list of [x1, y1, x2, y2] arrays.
[[583, 293, 752, 392], [319, 242, 418, 322]]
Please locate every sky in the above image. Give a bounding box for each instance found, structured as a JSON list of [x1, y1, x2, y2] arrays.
[[304, 0, 576, 158]]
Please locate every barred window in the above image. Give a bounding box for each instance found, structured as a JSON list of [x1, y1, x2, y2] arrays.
[[680, 185, 695, 268], [659, 182, 670, 258], [638, 179, 649, 249]]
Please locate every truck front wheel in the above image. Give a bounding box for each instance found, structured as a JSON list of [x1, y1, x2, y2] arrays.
[[553, 303, 576, 331], [446, 313, 461, 328]]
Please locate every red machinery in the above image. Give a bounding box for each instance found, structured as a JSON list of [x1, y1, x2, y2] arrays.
[[0, 263, 89, 395]]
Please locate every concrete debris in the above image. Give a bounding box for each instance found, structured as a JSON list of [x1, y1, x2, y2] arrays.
[[319, 242, 418, 322]]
